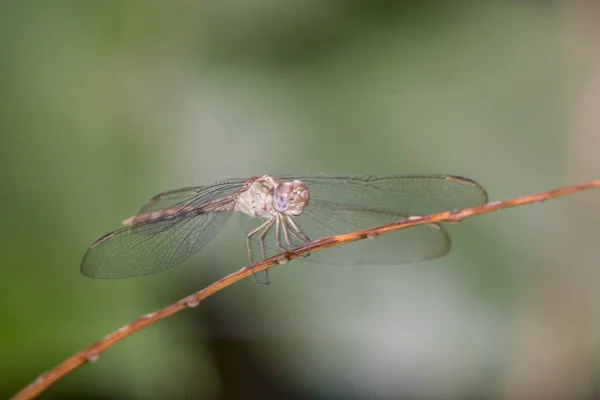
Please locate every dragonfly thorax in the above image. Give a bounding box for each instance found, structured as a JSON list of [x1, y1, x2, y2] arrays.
[[234, 176, 309, 218]]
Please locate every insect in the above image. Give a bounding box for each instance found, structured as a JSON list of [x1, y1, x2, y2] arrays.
[[81, 174, 488, 281]]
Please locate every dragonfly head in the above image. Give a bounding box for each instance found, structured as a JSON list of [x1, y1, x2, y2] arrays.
[[272, 180, 309, 215]]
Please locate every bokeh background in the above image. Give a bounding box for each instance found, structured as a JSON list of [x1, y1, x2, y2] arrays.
[[3, 1, 600, 399]]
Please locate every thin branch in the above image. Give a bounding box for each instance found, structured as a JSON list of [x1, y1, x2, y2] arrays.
[[11, 177, 600, 400]]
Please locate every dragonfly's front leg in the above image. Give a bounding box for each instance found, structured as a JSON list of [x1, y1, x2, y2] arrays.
[[271, 215, 308, 261], [283, 216, 311, 259], [275, 215, 296, 251], [285, 215, 311, 243], [281, 215, 293, 246]]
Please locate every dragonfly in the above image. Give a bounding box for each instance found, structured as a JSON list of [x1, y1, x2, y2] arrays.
[[80, 174, 488, 281]]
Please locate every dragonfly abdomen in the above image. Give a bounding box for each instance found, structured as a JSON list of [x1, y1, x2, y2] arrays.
[[122, 199, 236, 226], [123, 205, 202, 226]]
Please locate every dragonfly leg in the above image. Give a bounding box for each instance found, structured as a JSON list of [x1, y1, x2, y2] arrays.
[[281, 216, 293, 246], [257, 218, 275, 260], [247, 218, 274, 284], [274, 215, 293, 251], [275, 215, 282, 249], [278, 216, 309, 260], [285, 215, 311, 242], [282, 219, 304, 244], [285, 215, 311, 258], [254, 219, 275, 285], [272, 215, 305, 263], [246, 218, 273, 265], [247, 218, 274, 285]]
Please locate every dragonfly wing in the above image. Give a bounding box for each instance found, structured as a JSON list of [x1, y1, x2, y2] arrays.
[[82, 178, 250, 278], [278, 174, 488, 215], [136, 177, 249, 214], [81, 211, 233, 278], [241, 174, 487, 265]]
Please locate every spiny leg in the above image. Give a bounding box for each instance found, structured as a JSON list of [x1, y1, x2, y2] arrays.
[[257, 218, 275, 260], [256, 218, 275, 285], [247, 218, 273, 264], [286, 215, 311, 242], [275, 215, 282, 249], [281, 215, 310, 258], [266, 214, 305, 258], [283, 219, 305, 244], [281, 216, 293, 246], [285, 215, 312, 258], [274, 215, 292, 253], [247, 218, 275, 284]]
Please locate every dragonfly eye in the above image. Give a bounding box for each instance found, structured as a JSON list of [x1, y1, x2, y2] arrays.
[[273, 180, 308, 215], [273, 182, 293, 212]]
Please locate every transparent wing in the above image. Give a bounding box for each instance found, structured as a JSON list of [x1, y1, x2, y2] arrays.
[[137, 177, 248, 214], [241, 174, 488, 265], [280, 174, 488, 216], [81, 178, 249, 279], [81, 211, 233, 278]]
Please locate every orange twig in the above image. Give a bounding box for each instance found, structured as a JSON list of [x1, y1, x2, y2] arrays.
[[11, 177, 600, 400]]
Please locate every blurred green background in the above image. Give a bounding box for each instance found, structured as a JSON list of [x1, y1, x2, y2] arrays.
[[3, 1, 600, 399]]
